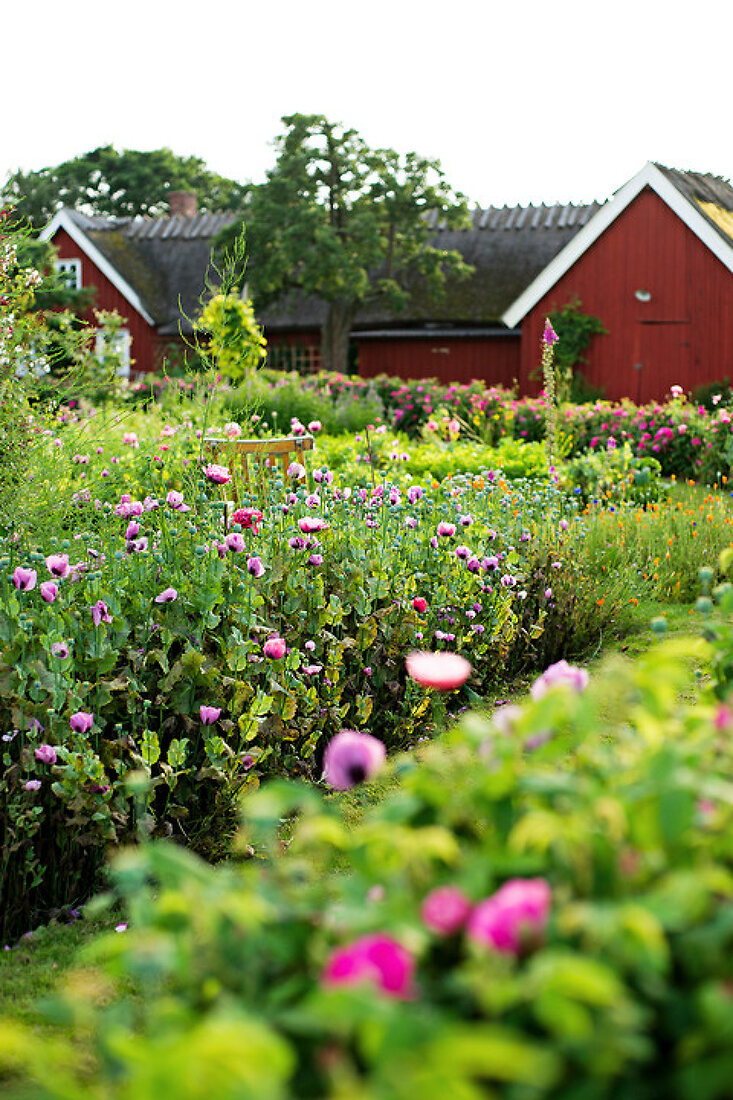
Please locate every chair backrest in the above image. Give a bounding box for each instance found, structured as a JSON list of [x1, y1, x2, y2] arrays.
[[203, 435, 315, 502]]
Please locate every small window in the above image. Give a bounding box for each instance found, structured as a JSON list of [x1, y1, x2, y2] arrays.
[[53, 258, 82, 290], [96, 327, 131, 379]]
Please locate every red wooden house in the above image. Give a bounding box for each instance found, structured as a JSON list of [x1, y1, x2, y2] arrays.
[[261, 163, 733, 402], [39, 192, 236, 376]]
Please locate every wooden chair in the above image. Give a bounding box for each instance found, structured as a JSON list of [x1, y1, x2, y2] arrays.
[[203, 434, 315, 503]]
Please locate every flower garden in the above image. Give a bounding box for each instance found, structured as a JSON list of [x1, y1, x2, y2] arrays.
[[5, 220, 733, 1097]]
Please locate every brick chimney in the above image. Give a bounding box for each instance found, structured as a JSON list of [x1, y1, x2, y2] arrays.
[[168, 190, 197, 217]]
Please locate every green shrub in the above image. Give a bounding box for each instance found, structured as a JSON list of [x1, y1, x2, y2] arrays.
[[9, 626, 733, 1097]]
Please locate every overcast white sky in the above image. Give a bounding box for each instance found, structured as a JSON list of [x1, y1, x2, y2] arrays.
[[3, 0, 728, 211]]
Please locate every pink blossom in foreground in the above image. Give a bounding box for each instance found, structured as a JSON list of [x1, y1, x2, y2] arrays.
[[70, 712, 93, 734], [287, 461, 307, 479], [436, 521, 456, 537], [247, 555, 265, 577], [34, 744, 57, 765], [530, 659, 589, 700], [467, 878, 551, 954], [298, 516, 328, 534], [323, 934, 414, 999], [263, 637, 287, 659], [323, 730, 386, 790], [199, 705, 221, 725], [51, 641, 70, 659], [204, 463, 232, 485], [421, 886, 472, 936], [12, 567, 36, 591], [154, 587, 178, 604], [406, 651, 472, 691], [24, 780, 42, 792], [45, 554, 70, 579], [40, 581, 58, 603]]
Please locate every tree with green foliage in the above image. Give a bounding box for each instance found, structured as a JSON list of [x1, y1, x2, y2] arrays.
[[195, 292, 267, 382], [2, 145, 249, 228], [216, 114, 473, 373]]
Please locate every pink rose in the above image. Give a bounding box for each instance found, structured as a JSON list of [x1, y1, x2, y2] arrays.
[[468, 878, 551, 954], [421, 886, 471, 935], [323, 934, 414, 999]]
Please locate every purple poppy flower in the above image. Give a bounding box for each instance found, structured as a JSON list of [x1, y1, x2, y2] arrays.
[[204, 463, 232, 485], [154, 587, 178, 604], [225, 532, 245, 553], [70, 712, 93, 734], [45, 554, 70, 579], [91, 600, 113, 625], [34, 744, 57, 765], [199, 705, 221, 725], [51, 641, 70, 658], [124, 520, 140, 540], [322, 730, 386, 790], [436, 522, 456, 537], [263, 637, 287, 659], [246, 555, 265, 577], [40, 581, 58, 603], [24, 780, 42, 792], [12, 566, 36, 591]]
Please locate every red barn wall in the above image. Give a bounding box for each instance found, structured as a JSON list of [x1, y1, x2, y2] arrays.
[[51, 228, 161, 374], [519, 188, 733, 403], [358, 335, 520, 387]]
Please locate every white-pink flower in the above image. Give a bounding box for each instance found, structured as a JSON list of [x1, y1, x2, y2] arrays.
[[406, 651, 471, 691], [530, 659, 589, 700]]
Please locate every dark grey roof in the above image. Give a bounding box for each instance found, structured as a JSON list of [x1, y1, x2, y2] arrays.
[[66, 208, 237, 333], [258, 200, 602, 332], [653, 163, 733, 247]]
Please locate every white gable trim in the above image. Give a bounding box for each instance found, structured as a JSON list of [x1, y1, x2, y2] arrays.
[[40, 209, 155, 326], [501, 162, 733, 329]]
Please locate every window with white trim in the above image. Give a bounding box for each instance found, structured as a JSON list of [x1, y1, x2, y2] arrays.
[[53, 258, 82, 290], [95, 327, 131, 379]]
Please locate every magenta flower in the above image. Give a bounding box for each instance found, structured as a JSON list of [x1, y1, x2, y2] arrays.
[[204, 463, 232, 485], [40, 581, 59, 603], [421, 886, 472, 936], [263, 637, 287, 660], [307, 420, 322, 433], [308, 553, 324, 566], [51, 641, 70, 659], [225, 532, 246, 553], [412, 596, 428, 613], [70, 711, 94, 734], [12, 566, 37, 592], [199, 705, 221, 725], [322, 730, 386, 790], [45, 554, 70, 579], [467, 878, 551, 954], [34, 744, 57, 765], [530, 659, 589, 700], [154, 587, 178, 604], [91, 600, 113, 625], [24, 779, 42, 792], [406, 651, 472, 691], [323, 934, 414, 999], [124, 520, 140, 540], [543, 319, 559, 346], [436, 521, 456, 537], [287, 461, 307, 479], [246, 555, 265, 577], [122, 432, 139, 446]]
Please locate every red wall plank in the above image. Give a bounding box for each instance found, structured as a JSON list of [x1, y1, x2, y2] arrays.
[[358, 336, 520, 387]]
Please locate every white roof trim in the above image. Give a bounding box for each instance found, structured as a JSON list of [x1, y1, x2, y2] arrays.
[[501, 162, 733, 328], [39, 209, 156, 326]]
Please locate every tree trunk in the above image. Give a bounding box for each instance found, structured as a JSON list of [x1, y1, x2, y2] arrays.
[[321, 301, 355, 373]]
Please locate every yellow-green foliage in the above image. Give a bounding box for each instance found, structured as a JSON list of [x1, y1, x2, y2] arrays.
[[196, 292, 267, 381]]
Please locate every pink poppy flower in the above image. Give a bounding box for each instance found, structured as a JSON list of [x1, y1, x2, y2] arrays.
[[412, 596, 428, 613], [322, 730, 386, 790], [247, 555, 265, 577], [166, 490, 190, 513], [45, 554, 70, 579], [530, 659, 589, 700], [124, 520, 141, 540], [12, 566, 36, 592], [298, 516, 328, 534], [467, 878, 551, 954], [204, 463, 232, 485], [51, 641, 70, 658], [406, 651, 472, 691], [436, 522, 456, 537], [40, 581, 58, 603], [287, 461, 307, 479], [24, 780, 42, 792], [154, 587, 178, 604], [225, 532, 246, 553], [91, 600, 113, 625], [69, 711, 93, 734], [323, 934, 414, 999], [34, 744, 57, 765], [263, 637, 287, 659], [421, 886, 472, 936], [199, 705, 221, 725]]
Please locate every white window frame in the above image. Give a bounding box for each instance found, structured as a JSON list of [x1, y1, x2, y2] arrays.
[[95, 327, 131, 379], [53, 257, 82, 290]]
